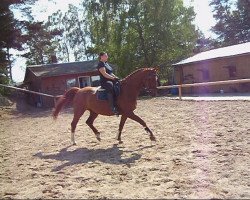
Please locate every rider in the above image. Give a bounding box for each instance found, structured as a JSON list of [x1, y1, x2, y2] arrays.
[[97, 52, 119, 115]]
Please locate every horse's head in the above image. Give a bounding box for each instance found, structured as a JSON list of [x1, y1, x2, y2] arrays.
[[141, 68, 158, 96]]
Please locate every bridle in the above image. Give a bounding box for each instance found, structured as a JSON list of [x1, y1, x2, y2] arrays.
[[142, 70, 158, 96]]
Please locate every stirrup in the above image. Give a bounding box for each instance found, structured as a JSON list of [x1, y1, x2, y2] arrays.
[[112, 107, 119, 117]]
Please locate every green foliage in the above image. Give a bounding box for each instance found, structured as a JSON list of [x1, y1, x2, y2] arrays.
[[2, 0, 199, 84], [47, 3, 90, 62], [0, 48, 9, 94], [0, 0, 37, 83], [21, 21, 62, 65], [4, 0, 249, 86], [85, 0, 198, 79], [0, 1, 22, 82], [210, 0, 250, 46], [36, 0, 199, 82]]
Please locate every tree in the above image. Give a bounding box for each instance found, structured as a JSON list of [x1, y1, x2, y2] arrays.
[[47, 3, 90, 62], [0, 0, 38, 84], [86, 0, 198, 79], [210, 0, 250, 46], [21, 21, 62, 65], [44, 0, 198, 82], [0, 0, 24, 83]]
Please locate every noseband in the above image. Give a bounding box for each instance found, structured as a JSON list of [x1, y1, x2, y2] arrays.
[[143, 71, 157, 94]]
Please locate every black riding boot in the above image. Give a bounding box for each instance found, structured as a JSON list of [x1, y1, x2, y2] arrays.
[[107, 93, 119, 116]]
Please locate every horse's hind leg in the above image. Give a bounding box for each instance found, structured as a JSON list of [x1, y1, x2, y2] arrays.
[[71, 108, 86, 145], [86, 111, 100, 141]]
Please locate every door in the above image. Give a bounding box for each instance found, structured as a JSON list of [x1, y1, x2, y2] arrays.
[[78, 76, 91, 88]]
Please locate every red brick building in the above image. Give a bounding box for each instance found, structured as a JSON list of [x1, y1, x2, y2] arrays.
[[23, 60, 102, 107]]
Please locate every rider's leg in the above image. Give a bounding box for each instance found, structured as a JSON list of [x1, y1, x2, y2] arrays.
[[107, 93, 118, 113], [103, 81, 119, 115]]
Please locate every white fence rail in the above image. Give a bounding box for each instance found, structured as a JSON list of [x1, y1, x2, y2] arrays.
[[0, 84, 60, 106], [1, 78, 250, 105], [157, 78, 250, 100]]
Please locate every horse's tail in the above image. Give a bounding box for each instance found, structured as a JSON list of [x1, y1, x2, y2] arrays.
[[53, 87, 79, 119]]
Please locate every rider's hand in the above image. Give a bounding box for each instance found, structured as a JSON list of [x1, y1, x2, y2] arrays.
[[113, 77, 119, 81]]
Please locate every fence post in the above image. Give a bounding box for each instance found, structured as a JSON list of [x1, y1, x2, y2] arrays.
[[178, 85, 182, 100], [53, 97, 57, 108]]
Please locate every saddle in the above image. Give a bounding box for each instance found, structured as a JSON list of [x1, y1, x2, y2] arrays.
[[96, 81, 121, 100]]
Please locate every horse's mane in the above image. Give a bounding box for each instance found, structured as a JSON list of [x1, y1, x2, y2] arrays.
[[122, 68, 152, 82]]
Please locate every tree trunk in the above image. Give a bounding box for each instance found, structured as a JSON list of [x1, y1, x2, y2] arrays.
[[7, 48, 13, 82]]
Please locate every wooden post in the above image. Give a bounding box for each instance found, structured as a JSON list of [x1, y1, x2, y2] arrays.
[[178, 85, 182, 100], [179, 66, 184, 85], [53, 97, 57, 108]]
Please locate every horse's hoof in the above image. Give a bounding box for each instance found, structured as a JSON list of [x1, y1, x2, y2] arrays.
[[95, 133, 101, 141], [72, 142, 76, 145], [150, 136, 156, 141], [96, 136, 101, 141], [118, 140, 123, 144]]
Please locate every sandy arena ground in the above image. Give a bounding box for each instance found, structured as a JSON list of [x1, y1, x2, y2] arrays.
[[0, 97, 249, 199]]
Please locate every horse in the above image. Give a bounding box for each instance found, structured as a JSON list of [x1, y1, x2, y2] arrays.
[[53, 68, 158, 145]]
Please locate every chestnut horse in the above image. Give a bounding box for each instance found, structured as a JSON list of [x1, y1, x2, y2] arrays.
[[53, 68, 158, 145]]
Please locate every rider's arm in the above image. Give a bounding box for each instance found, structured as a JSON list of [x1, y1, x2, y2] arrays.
[[111, 73, 119, 79], [99, 67, 116, 80]]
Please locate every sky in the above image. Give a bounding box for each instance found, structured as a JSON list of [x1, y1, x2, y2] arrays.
[[11, 0, 216, 82]]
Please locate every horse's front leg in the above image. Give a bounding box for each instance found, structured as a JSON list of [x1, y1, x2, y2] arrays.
[[127, 112, 156, 141], [117, 115, 127, 144]]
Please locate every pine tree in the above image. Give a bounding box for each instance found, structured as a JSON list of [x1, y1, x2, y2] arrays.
[[0, 0, 23, 82], [210, 0, 250, 46]]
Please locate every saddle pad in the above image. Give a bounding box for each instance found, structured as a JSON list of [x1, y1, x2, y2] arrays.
[[97, 89, 108, 100], [96, 81, 121, 101]]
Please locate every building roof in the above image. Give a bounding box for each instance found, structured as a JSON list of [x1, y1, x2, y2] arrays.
[[173, 42, 250, 66], [25, 60, 99, 78]]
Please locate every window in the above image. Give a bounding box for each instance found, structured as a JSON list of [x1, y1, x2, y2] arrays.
[[198, 69, 210, 81], [227, 65, 236, 78], [78, 76, 91, 88], [91, 76, 100, 87], [202, 69, 210, 80], [184, 74, 194, 82], [66, 78, 76, 89]]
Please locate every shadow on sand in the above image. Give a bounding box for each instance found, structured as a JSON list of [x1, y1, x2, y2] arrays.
[[33, 144, 153, 172]]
